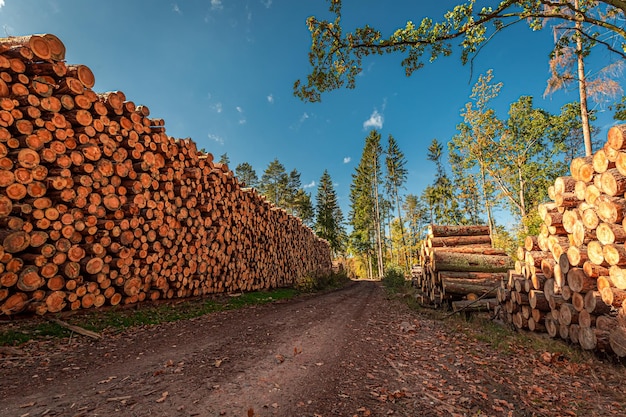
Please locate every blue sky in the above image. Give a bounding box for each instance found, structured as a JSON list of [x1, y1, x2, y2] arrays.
[[1, 1, 623, 226]]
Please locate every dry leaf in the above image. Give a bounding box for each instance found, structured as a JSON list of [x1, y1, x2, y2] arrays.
[[156, 391, 168, 403], [247, 408, 255, 417], [215, 359, 223, 368]]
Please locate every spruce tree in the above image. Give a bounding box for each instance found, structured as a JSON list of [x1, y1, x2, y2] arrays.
[[315, 170, 345, 255]]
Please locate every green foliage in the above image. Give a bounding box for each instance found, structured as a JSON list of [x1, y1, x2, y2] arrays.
[[259, 158, 289, 206], [235, 162, 259, 188], [349, 129, 386, 277], [295, 0, 626, 102], [0, 288, 299, 346], [381, 264, 408, 292], [218, 153, 230, 165], [612, 95, 626, 120], [294, 275, 317, 292], [315, 169, 347, 255], [451, 70, 572, 230], [422, 138, 463, 225]]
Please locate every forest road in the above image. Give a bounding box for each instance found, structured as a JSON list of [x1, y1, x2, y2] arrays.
[[1, 280, 625, 417]]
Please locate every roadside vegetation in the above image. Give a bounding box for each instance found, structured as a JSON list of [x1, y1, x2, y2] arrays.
[[0, 271, 350, 347], [380, 267, 595, 364]]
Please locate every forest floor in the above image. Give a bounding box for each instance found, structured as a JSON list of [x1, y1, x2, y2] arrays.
[[1, 280, 625, 417]]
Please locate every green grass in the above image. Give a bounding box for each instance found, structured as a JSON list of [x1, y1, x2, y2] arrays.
[[0, 276, 348, 347]]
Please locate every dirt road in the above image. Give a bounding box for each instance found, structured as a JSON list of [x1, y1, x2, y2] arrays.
[[1, 281, 625, 416]]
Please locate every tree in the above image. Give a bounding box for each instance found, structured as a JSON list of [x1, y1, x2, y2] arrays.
[[385, 135, 409, 269], [612, 95, 626, 120], [424, 139, 462, 225], [315, 170, 346, 255], [497, 95, 568, 224], [235, 162, 259, 188], [449, 69, 503, 234], [349, 129, 385, 278], [544, 0, 623, 155], [402, 194, 428, 266], [259, 158, 289, 206], [294, 1, 626, 103], [293, 189, 315, 227], [552, 101, 600, 163], [218, 153, 230, 165]]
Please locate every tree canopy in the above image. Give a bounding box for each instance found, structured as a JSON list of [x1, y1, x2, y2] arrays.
[[294, 0, 626, 102]]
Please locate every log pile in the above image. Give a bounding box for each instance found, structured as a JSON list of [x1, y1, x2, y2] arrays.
[[501, 124, 626, 356], [0, 34, 331, 316], [417, 225, 512, 309]]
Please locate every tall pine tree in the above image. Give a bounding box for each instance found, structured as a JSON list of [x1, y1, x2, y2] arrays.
[[314, 170, 345, 255]]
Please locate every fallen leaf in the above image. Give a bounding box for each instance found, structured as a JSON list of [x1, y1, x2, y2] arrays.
[[156, 391, 168, 403], [247, 408, 254, 417], [215, 359, 223, 368]]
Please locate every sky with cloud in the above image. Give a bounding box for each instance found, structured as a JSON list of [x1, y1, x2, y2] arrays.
[[1, 0, 622, 225]]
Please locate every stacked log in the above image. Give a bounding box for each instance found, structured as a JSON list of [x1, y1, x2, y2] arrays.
[[502, 125, 626, 356], [0, 34, 331, 316], [417, 225, 512, 309]]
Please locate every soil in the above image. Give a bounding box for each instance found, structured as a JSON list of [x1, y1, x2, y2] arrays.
[[1, 280, 625, 417]]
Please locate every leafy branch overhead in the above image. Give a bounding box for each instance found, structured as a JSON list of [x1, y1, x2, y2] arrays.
[[294, 0, 626, 102]]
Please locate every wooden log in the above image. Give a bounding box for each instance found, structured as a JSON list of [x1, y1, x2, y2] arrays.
[[609, 326, 626, 357], [431, 251, 513, 273], [600, 286, 626, 308], [584, 290, 612, 315], [427, 224, 490, 237], [607, 125, 626, 151], [596, 222, 626, 245], [599, 168, 626, 196], [596, 195, 625, 224], [427, 234, 492, 247], [451, 298, 498, 313], [529, 289, 550, 311], [567, 267, 597, 293], [603, 243, 626, 266]]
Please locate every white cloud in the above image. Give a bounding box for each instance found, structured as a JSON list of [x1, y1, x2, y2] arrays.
[[304, 181, 316, 188], [363, 109, 383, 130], [208, 133, 224, 145], [300, 112, 309, 122], [212, 102, 223, 113], [211, 0, 223, 10], [343, 157, 351, 164], [236, 106, 246, 124], [267, 94, 274, 104], [0, 1, 6, 8], [172, 3, 181, 14], [261, 0, 273, 8]]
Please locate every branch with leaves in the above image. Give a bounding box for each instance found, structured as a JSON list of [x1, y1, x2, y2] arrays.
[[295, 0, 626, 102]]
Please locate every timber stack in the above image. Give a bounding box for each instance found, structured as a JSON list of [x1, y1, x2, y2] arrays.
[[417, 224, 513, 311], [0, 34, 332, 316], [501, 124, 626, 357]]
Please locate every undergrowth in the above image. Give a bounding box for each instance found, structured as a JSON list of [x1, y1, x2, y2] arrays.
[[0, 272, 349, 347], [381, 266, 594, 364]]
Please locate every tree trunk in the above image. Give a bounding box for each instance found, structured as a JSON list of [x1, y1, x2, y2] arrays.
[[575, 0, 593, 156]]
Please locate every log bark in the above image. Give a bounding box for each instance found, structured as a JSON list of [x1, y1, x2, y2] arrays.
[[431, 251, 514, 273]]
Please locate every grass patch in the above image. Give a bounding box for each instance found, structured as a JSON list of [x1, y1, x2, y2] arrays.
[[0, 277, 346, 347], [443, 312, 592, 363]]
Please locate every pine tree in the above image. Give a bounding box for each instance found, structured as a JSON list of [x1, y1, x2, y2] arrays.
[[259, 158, 288, 206], [385, 134, 409, 269], [349, 129, 385, 278], [293, 189, 315, 227], [218, 153, 230, 166], [234, 162, 259, 188], [315, 170, 346, 255]]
